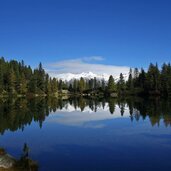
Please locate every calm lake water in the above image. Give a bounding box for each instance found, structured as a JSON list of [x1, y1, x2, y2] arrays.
[[0, 97, 171, 171]]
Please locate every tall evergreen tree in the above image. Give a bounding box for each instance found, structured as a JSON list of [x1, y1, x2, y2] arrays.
[[117, 73, 125, 94], [146, 63, 160, 94], [73, 79, 78, 93], [138, 68, 146, 90], [0, 62, 4, 93], [127, 68, 134, 91], [51, 78, 58, 93], [18, 73, 27, 94], [107, 75, 116, 93], [101, 79, 106, 91], [78, 77, 85, 94], [8, 68, 16, 94]]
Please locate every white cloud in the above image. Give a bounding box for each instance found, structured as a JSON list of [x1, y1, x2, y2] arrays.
[[82, 56, 104, 62], [45, 56, 130, 78]]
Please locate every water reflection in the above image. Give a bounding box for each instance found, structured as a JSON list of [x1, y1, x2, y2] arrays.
[[0, 97, 171, 134], [1, 97, 171, 171]]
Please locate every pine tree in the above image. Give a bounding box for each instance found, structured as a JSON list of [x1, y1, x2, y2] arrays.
[[45, 74, 50, 94], [36, 62, 45, 93], [0, 63, 4, 93], [101, 79, 106, 91], [58, 80, 63, 92], [127, 68, 134, 92], [133, 68, 139, 87], [89, 79, 94, 91], [94, 77, 97, 90], [146, 63, 160, 94], [78, 77, 85, 94], [51, 78, 58, 93], [167, 63, 171, 96], [139, 68, 146, 89], [73, 79, 78, 93], [47, 78, 52, 94], [69, 84, 73, 92], [28, 74, 37, 93], [8, 68, 16, 94], [18, 73, 27, 94], [117, 73, 125, 94], [107, 75, 116, 93]]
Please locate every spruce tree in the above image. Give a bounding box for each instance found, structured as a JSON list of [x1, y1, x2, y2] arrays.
[[107, 75, 116, 93], [8, 68, 16, 94], [117, 73, 125, 94], [73, 79, 78, 93], [78, 77, 85, 94], [18, 73, 27, 94], [127, 68, 134, 92]]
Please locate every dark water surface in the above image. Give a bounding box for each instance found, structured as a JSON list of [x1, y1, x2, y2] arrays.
[[0, 97, 171, 171]]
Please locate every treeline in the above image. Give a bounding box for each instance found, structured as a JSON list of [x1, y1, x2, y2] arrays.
[[67, 63, 171, 97], [0, 57, 61, 96], [121, 63, 171, 97], [0, 57, 171, 97]]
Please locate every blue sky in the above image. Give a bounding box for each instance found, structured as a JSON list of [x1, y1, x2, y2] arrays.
[[0, 0, 171, 74]]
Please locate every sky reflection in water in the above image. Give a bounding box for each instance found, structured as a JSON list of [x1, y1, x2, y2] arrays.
[[0, 98, 171, 171]]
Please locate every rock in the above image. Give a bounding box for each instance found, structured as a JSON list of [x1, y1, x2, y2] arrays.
[[0, 147, 38, 171], [0, 154, 16, 169]]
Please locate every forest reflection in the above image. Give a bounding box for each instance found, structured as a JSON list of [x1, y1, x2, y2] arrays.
[[0, 97, 171, 134]]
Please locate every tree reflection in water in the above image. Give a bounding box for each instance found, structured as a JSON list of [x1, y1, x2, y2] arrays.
[[0, 97, 171, 135]]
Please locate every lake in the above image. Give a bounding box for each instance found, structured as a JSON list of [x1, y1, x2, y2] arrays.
[[0, 97, 171, 171]]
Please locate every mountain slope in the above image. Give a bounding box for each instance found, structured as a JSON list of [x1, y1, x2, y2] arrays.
[[56, 71, 128, 81]]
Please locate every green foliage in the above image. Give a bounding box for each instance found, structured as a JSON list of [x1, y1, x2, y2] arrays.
[[0, 57, 171, 98], [0, 57, 60, 96], [127, 68, 134, 91], [117, 73, 126, 94], [107, 75, 116, 93], [124, 63, 171, 97], [78, 77, 85, 93]]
